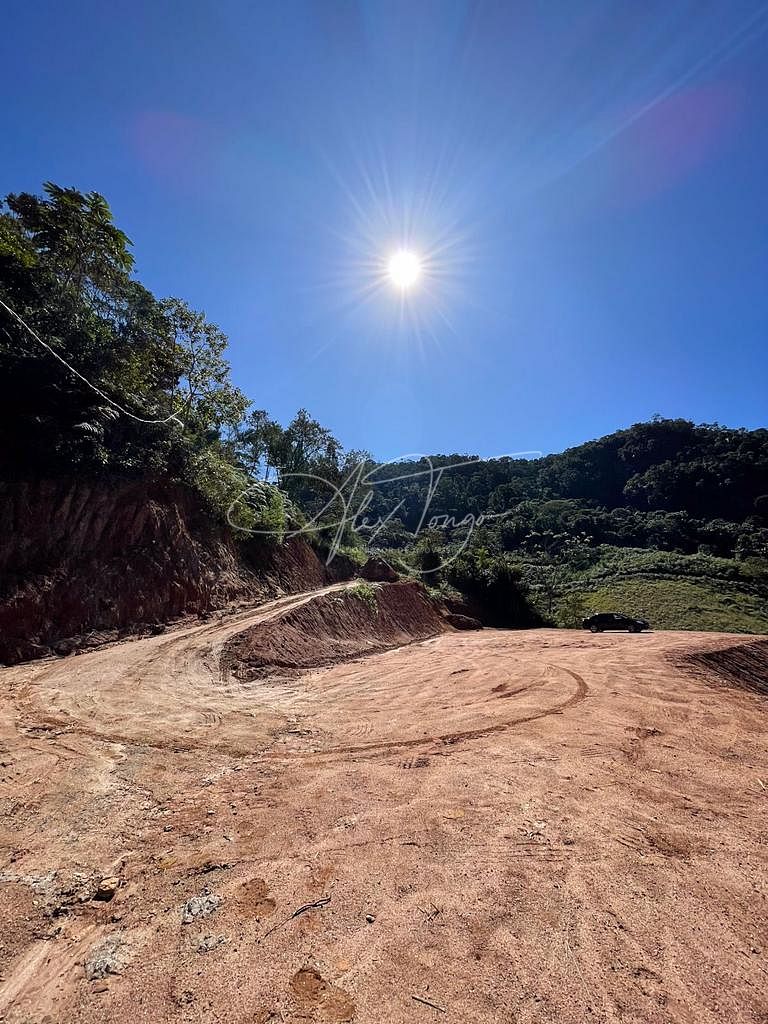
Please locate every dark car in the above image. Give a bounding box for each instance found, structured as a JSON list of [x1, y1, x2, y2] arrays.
[[582, 612, 649, 633]]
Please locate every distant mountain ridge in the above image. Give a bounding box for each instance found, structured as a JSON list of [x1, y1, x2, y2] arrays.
[[359, 418, 768, 560]]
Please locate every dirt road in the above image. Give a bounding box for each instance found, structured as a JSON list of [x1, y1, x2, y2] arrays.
[[0, 596, 766, 1023]]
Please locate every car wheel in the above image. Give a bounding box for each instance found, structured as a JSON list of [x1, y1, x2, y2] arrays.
[[590, 624, 600, 633], [629, 624, 639, 633]]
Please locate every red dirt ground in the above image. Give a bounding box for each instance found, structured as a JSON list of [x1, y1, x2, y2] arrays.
[[222, 581, 451, 680], [0, 587, 766, 1023]]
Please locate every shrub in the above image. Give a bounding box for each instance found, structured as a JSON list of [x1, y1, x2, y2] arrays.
[[349, 580, 379, 611]]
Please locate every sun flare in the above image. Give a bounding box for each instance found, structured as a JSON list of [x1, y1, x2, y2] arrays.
[[387, 249, 422, 289]]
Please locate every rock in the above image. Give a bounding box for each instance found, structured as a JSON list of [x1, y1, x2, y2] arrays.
[[359, 557, 399, 583], [197, 933, 228, 953], [181, 893, 221, 924], [365, 914, 376, 924], [85, 935, 128, 980], [443, 612, 482, 630], [94, 876, 120, 901]]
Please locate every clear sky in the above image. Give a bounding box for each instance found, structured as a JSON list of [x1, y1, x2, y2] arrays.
[[3, 1, 768, 459]]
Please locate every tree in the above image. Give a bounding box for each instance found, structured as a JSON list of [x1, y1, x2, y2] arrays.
[[237, 409, 285, 482], [0, 183, 251, 522], [0, 183, 175, 472], [162, 297, 248, 434], [4, 182, 134, 307]]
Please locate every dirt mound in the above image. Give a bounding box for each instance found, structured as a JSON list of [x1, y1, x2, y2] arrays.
[[222, 581, 451, 679], [681, 637, 768, 697], [358, 556, 399, 582]]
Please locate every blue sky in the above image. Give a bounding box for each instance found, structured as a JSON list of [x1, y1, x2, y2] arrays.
[[3, 1, 768, 459]]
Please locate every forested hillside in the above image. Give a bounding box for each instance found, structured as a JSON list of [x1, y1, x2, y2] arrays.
[[350, 422, 768, 632], [356, 420, 768, 554], [2, 182, 767, 635]]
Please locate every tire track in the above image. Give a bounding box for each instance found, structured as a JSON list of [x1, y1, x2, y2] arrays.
[[6, 589, 588, 765], [266, 665, 589, 762]]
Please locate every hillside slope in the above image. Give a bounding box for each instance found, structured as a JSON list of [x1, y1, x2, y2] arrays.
[[571, 576, 768, 633], [222, 580, 453, 680], [0, 478, 352, 665]]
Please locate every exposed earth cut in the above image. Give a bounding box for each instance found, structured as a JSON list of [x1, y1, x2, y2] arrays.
[[0, 479, 355, 665], [222, 580, 452, 680]]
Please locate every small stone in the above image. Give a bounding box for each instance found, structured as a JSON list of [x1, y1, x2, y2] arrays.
[[94, 877, 120, 902], [365, 914, 375, 924], [181, 893, 221, 924], [85, 935, 128, 980]]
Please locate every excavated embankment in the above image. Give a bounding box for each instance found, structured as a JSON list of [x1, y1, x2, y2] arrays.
[[0, 478, 353, 664], [680, 637, 768, 697], [222, 580, 454, 679]]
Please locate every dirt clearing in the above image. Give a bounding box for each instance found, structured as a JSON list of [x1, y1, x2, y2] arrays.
[[0, 601, 766, 1023]]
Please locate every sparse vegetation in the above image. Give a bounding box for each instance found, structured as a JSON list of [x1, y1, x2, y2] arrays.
[[349, 580, 380, 611]]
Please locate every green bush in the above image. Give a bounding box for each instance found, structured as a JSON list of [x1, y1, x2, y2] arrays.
[[349, 580, 379, 611]]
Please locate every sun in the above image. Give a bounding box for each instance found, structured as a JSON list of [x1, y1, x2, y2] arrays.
[[387, 249, 422, 289]]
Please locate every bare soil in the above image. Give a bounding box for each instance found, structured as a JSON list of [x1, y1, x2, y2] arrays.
[[0, 590, 766, 1023], [680, 637, 768, 697], [222, 581, 451, 680], [0, 479, 355, 664]]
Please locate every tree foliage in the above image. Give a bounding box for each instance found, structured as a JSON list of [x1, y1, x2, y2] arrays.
[[0, 184, 254, 521]]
